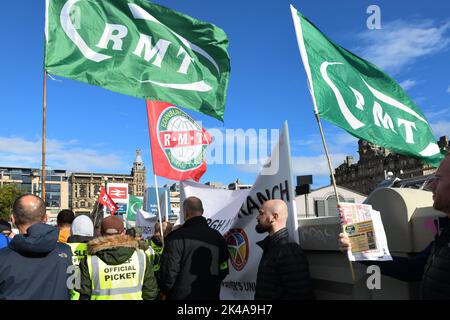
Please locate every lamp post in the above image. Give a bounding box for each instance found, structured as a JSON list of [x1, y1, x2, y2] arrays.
[[0, 169, 5, 188]]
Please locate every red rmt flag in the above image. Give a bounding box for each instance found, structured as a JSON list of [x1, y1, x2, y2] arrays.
[[146, 100, 212, 182], [99, 186, 119, 215]]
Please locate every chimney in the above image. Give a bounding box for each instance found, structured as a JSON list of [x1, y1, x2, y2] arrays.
[[346, 156, 353, 167], [438, 136, 449, 151]]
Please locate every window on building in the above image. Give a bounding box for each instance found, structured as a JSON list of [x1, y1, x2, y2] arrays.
[[314, 199, 326, 217], [314, 194, 346, 217], [94, 184, 101, 195], [45, 183, 61, 208], [79, 184, 87, 197]]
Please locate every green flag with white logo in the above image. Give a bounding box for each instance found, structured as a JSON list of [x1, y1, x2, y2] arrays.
[[126, 195, 143, 222], [45, 0, 230, 121], [290, 5, 444, 167]]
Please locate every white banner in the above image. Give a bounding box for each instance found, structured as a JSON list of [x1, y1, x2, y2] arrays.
[[180, 181, 251, 235], [180, 122, 298, 300], [220, 121, 299, 300], [136, 208, 157, 239]]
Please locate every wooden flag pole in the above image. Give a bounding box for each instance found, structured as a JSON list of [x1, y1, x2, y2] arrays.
[[41, 70, 47, 202], [153, 174, 165, 246], [314, 112, 356, 282], [146, 101, 165, 246]]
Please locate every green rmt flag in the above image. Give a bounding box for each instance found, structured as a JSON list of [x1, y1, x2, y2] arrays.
[[290, 5, 444, 167], [126, 195, 143, 222], [45, 0, 230, 121]]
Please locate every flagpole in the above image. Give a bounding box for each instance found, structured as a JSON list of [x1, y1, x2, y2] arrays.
[[153, 174, 165, 246], [314, 112, 356, 282], [41, 69, 47, 202], [146, 100, 165, 246], [164, 190, 169, 221]]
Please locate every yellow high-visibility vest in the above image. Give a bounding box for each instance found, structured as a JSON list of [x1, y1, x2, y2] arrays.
[[87, 249, 146, 300], [145, 245, 156, 266], [150, 240, 163, 273], [68, 242, 88, 300], [68, 242, 88, 265]]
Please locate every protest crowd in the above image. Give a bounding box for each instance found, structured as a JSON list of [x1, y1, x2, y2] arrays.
[[0, 194, 315, 300], [1, 0, 449, 302], [2, 154, 450, 300]]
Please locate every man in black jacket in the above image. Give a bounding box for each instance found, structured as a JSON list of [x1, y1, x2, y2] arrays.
[[0, 194, 73, 300], [254, 199, 315, 300], [340, 154, 450, 299], [159, 196, 229, 300]]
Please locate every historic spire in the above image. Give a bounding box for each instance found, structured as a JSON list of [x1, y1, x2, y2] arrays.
[[134, 149, 143, 165]]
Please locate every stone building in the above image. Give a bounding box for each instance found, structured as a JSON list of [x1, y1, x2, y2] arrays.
[[70, 149, 146, 215], [0, 149, 146, 217], [334, 136, 449, 195]]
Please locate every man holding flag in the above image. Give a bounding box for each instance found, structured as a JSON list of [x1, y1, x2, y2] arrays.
[[291, 5, 448, 298], [340, 154, 450, 299]]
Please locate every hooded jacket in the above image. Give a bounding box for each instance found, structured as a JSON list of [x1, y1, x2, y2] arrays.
[[77, 234, 158, 300], [67, 235, 93, 244], [0, 223, 73, 300], [0, 234, 10, 250]]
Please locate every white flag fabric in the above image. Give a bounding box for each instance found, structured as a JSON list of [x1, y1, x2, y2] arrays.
[[136, 208, 157, 239], [180, 180, 251, 235], [219, 121, 299, 300]]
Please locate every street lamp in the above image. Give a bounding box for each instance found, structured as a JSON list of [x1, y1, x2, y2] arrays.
[[0, 169, 5, 188]]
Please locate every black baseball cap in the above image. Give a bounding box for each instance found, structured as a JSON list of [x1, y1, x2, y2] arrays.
[[0, 220, 12, 233]]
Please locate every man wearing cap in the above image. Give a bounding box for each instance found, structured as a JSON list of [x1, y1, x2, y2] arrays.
[[76, 216, 158, 300], [67, 215, 94, 300], [0, 219, 14, 250]]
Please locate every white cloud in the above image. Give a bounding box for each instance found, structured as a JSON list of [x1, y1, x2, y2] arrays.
[[425, 109, 448, 120], [234, 153, 349, 177], [291, 153, 349, 176], [447, 85, 450, 93], [206, 127, 279, 165], [399, 79, 417, 90], [358, 20, 450, 74], [232, 129, 359, 174], [0, 136, 126, 172], [431, 121, 450, 137]]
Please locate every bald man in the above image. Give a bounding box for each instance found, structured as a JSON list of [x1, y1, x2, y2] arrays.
[[159, 196, 229, 300], [0, 194, 73, 300], [339, 154, 450, 299], [254, 199, 315, 300]]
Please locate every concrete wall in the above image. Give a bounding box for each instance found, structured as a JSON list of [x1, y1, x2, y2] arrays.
[[298, 188, 445, 299]]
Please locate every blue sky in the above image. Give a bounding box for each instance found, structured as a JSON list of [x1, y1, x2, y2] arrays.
[[0, 0, 449, 189]]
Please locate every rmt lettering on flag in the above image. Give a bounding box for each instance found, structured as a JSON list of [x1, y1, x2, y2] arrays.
[[160, 130, 209, 148]]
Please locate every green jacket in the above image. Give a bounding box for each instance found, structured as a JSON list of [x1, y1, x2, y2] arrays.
[[77, 235, 158, 300], [150, 237, 164, 273]]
